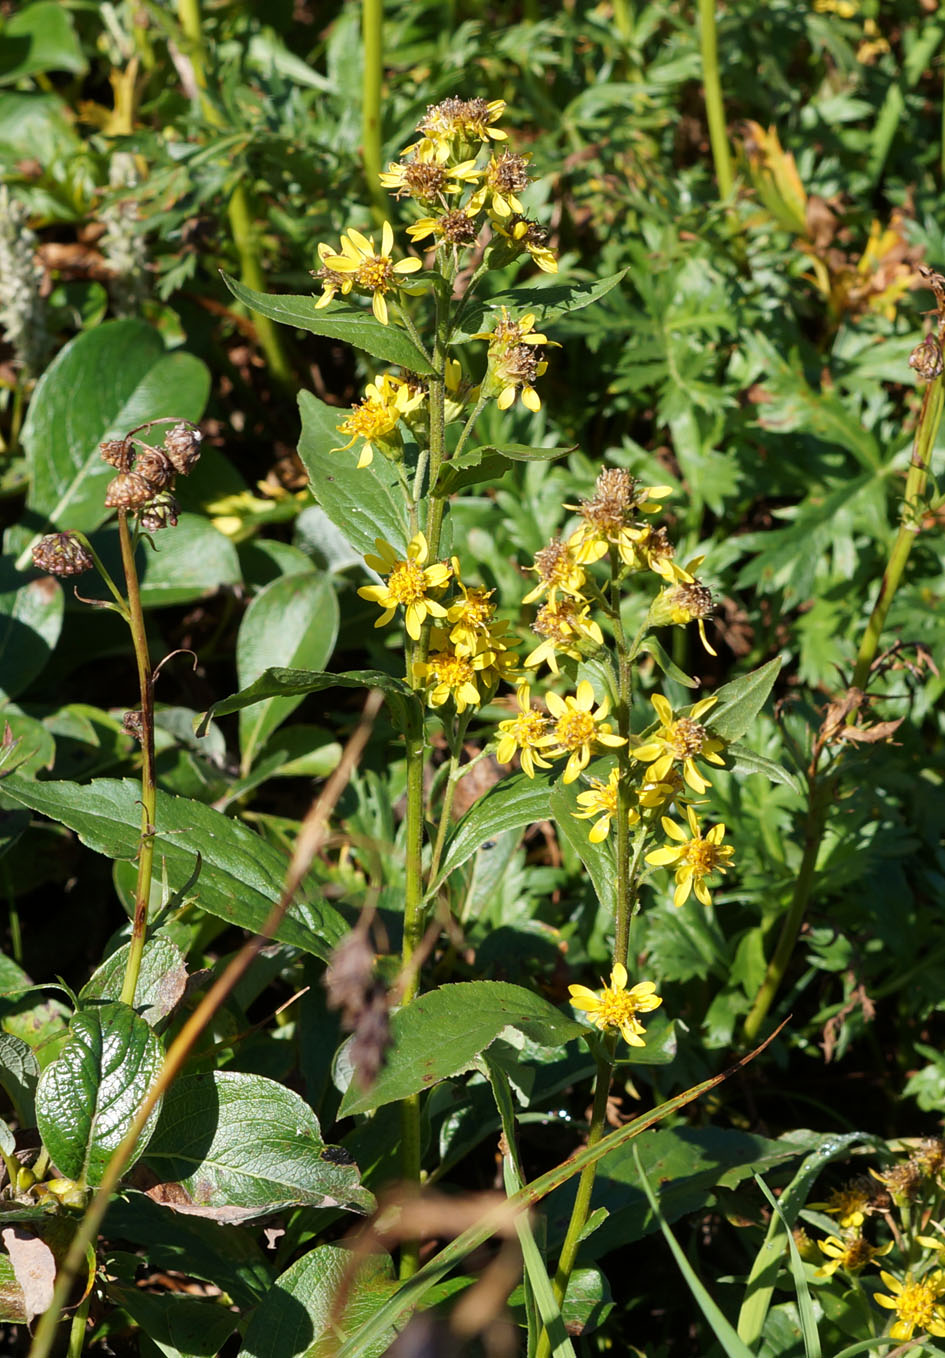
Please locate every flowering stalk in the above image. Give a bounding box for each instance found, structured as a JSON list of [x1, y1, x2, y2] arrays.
[[361, 0, 386, 220]]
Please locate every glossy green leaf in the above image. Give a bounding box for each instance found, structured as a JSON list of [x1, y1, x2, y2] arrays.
[[238, 1244, 398, 1358], [635, 636, 698, 688], [339, 981, 582, 1117], [80, 937, 188, 1025], [0, 2, 87, 83], [200, 667, 413, 733], [0, 775, 346, 961], [297, 391, 409, 556], [431, 773, 552, 894], [237, 571, 339, 771], [450, 270, 629, 341], [137, 514, 241, 609], [433, 443, 571, 496], [0, 558, 63, 702], [0, 1032, 39, 1126], [0, 954, 70, 1068], [144, 1072, 374, 1221], [222, 274, 434, 373], [19, 321, 209, 538], [0, 709, 56, 779], [709, 657, 782, 742], [35, 1001, 163, 1186]]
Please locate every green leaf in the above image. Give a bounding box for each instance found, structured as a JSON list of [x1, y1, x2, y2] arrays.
[[19, 321, 209, 538], [0, 1032, 39, 1126], [80, 937, 188, 1025], [709, 657, 782, 742], [0, 2, 87, 83], [549, 780, 616, 918], [636, 636, 698, 688], [222, 274, 434, 374], [724, 742, 803, 794], [144, 1072, 374, 1221], [0, 557, 62, 702], [237, 1244, 398, 1358], [200, 667, 413, 733], [450, 270, 629, 342], [754, 1174, 821, 1358], [137, 514, 241, 609], [431, 774, 552, 894], [35, 1001, 163, 1186], [0, 775, 346, 961], [297, 391, 409, 556], [237, 571, 339, 771], [107, 1285, 238, 1358], [433, 443, 571, 497], [339, 981, 582, 1117]]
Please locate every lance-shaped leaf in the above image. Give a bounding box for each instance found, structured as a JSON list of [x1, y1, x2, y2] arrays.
[[199, 667, 414, 735], [430, 774, 552, 894], [297, 391, 409, 556], [709, 657, 782, 742], [339, 981, 583, 1117], [35, 1001, 163, 1186], [433, 443, 572, 497], [450, 269, 628, 341], [144, 1072, 374, 1221], [724, 742, 803, 794], [0, 775, 346, 960], [222, 274, 434, 373]]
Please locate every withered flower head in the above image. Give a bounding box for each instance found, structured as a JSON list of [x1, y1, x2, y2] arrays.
[[137, 491, 180, 533], [397, 160, 450, 201], [134, 448, 175, 494], [909, 333, 944, 381], [871, 1159, 923, 1204], [438, 208, 479, 245], [915, 1139, 945, 1177], [490, 151, 531, 197], [104, 470, 155, 510], [162, 422, 203, 475], [100, 437, 134, 471], [579, 468, 638, 534], [31, 532, 93, 577]]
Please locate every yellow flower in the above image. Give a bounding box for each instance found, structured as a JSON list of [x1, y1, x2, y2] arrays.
[[648, 571, 717, 657], [316, 221, 423, 325], [495, 685, 555, 778], [566, 469, 674, 566], [379, 154, 481, 202], [568, 963, 662, 1047], [645, 804, 734, 908], [808, 1180, 874, 1230], [574, 766, 639, 843], [413, 643, 488, 713], [521, 538, 587, 607], [468, 150, 532, 218], [332, 373, 425, 468], [474, 310, 553, 413], [632, 693, 726, 794], [815, 1233, 891, 1278], [490, 214, 558, 274], [545, 680, 626, 784], [523, 596, 604, 674], [403, 96, 508, 161], [875, 1270, 945, 1340], [357, 533, 451, 640]]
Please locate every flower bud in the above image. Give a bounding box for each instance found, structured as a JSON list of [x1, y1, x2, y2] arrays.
[[31, 532, 93, 577], [137, 490, 180, 533], [909, 333, 944, 381]]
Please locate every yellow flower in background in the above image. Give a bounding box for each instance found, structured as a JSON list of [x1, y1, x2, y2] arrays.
[[568, 963, 662, 1047], [632, 694, 726, 794], [333, 373, 425, 468], [316, 221, 423, 325], [495, 684, 555, 778], [358, 533, 451, 640], [545, 680, 626, 784], [574, 766, 639, 843], [815, 1234, 891, 1278], [875, 1270, 945, 1341], [645, 804, 734, 908], [808, 1180, 874, 1230]]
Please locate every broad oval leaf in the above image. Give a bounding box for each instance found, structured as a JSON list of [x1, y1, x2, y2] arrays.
[[80, 937, 188, 1025], [222, 273, 434, 373], [137, 513, 241, 609], [237, 571, 340, 772], [0, 774, 347, 961], [0, 557, 62, 701], [431, 773, 552, 894], [144, 1071, 374, 1221], [297, 391, 409, 556], [35, 1001, 163, 1186], [200, 667, 414, 733], [339, 981, 583, 1117], [0, 1032, 39, 1126], [709, 657, 782, 743], [20, 320, 209, 538]]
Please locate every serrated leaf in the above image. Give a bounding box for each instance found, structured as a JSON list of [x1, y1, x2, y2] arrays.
[[0, 775, 346, 961], [0, 557, 63, 702], [200, 666, 414, 735], [222, 274, 433, 373], [0, 1032, 39, 1126], [431, 774, 552, 894], [238, 1244, 398, 1358], [236, 571, 340, 771], [80, 937, 188, 1025], [709, 657, 782, 742], [724, 742, 802, 793], [451, 270, 628, 341], [339, 982, 582, 1117], [433, 443, 571, 496], [20, 321, 209, 537], [144, 1072, 373, 1220], [35, 1001, 162, 1186]]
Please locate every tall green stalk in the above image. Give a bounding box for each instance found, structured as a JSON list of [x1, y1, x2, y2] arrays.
[[361, 0, 387, 220], [697, 0, 734, 200]]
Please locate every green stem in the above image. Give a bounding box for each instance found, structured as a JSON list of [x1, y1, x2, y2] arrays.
[[697, 0, 734, 200], [361, 0, 386, 220], [851, 372, 943, 691], [66, 1295, 90, 1358], [452, 389, 489, 463], [399, 693, 426, 1280], [426, 727, 468, 890], [117, 512, 156, 1010]]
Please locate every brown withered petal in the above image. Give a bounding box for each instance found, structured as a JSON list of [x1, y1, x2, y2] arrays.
[[162, 422, 203, 475], [349, 982, 392, 1089], [31, 532, 93, 577], [134, 448, 175, 492], [137, 491, 180, 533], [105, 471, 154, 509], [100, 437, 134, 471], [909, 333, 944, 381], [122, 710, 144, 742], [324, 930, 376, 1025]]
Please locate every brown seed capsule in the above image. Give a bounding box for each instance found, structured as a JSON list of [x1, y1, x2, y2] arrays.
[[105, 471, 154, 509], [909, 333, 944, 381], [31, 532, 93, 577], [100, 438, 134, 471], [137, 491, 180, 533], [162, 422, 202, 475], [134, 447, 175, 493]]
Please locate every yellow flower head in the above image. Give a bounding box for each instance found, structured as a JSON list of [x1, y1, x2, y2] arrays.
[[406, 205, 480, 251], [815, 1233, 891, 1278], [412, 642, 489, 713], [545, 680, 626, 784], [404, 96, 508, 161], [468, 150, 532, 218], [645, 804, 734, 908], [521, 538, 587, 607], [568, 963, 662, 1047], [445, 570, 496, 654], [489, 214, 558, 274], [875, 1270, 945, 1341], [524, 596, 604, 674], [314, 221, 423, 325], [808, 1179, 875, 1230], [357, 533, 451, 640], [649, 568, 717, 657], [495, 684, 555, 778], [632, 694, 726, 794], [332, 373, 425, 468], [474, 310, 553, 412], [566, 468, 674, 566], [379, 153, 481, 202], [574, 766, 639, 844]]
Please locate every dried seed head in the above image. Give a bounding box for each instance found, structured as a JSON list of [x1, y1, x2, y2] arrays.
[[31, 532, 93, 577], [122, 709, 144, 742], [672, 582, 715, 620], [579, 468, 638, 534], [137, 491, 180, 533], [100, 437, 134, 471], [438, 209, 478, 245], [872, 1160, 922, 1204], [915, 1138, 945, 1177], [104, 470, 154, 509], [162, 422, 203, 475], [491, 151, 531, 196], [909, 333, 944, 380], [134, 447, 175, 493], [399, 160, 450, 200]]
